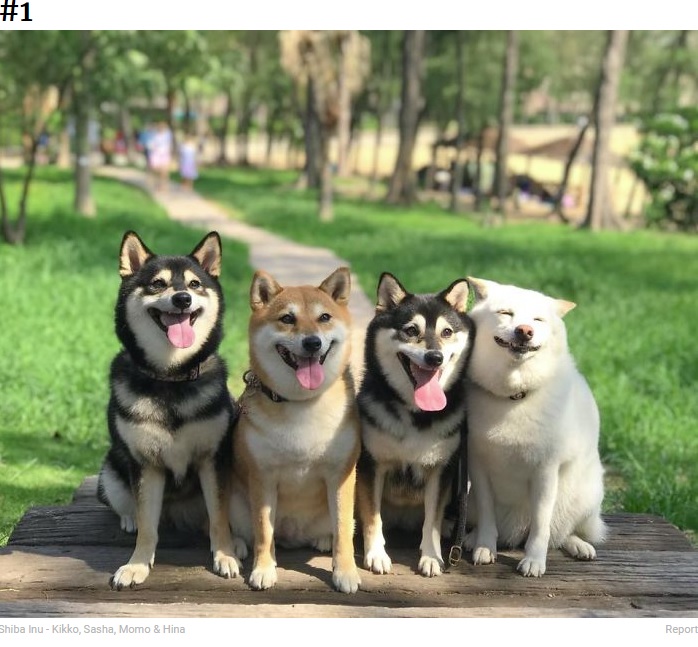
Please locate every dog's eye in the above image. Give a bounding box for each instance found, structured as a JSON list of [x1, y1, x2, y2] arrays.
[[189, 280, 201, 290], [534, 317, 545, 322], [403, 325, 419, 338], [318, 313, 332, 323], [497, 310, 513, 317], [280, 313, 296, 325], [441, 327, 453, 338], [150, 279, 167, 290]]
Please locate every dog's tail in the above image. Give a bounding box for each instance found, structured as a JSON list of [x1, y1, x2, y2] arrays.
[[577, 513, 608, 545]]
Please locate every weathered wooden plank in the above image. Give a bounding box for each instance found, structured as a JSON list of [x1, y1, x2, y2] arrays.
[[30, 476, 686, 553], [1, 600, 696, 618], [1, 545, 696, 607], [8, 503, 693, 553], [3, 477, 695, 618], [8, 505, 209, 549]]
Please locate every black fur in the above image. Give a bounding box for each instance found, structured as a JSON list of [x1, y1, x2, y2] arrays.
[[358, 277, 474, 509], [97, 231, 237, 530]]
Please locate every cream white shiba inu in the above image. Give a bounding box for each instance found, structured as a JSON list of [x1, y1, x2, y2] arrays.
[[229, 267, 361, 593], [465, 278, 607, 577]]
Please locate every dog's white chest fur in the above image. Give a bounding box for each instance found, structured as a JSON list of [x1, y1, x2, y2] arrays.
[[362, 412, 460, 469], [246, 394, 355, 480], [116, 410, 229, 480]]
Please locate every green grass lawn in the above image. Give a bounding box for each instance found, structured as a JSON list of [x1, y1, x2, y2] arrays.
[[0, 168, 251, 545], [195, 166, 698, 540]]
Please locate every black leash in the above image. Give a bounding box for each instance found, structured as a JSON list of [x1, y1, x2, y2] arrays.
[[448, 420, 470, 566]]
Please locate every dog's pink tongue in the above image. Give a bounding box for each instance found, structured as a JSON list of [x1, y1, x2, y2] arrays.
[[160, 312, 195, 348], [412, 365, 446, 411], [296, 357, 325, 390]]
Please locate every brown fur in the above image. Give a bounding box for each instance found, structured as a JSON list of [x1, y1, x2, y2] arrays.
[[230, 267, 362, 593]]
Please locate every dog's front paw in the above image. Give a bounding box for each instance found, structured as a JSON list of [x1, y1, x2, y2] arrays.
[[213, 551, 241, 579], [418, 555, 443, 577], [249, 565, 278, 590], [472, 546, 497, 565], [110, 563, 150, 590], [517, 555, 546, 577], [232, 536, 249, 561], [364, 547, 392, 574], [562, 535, 596, 560], [120, 515, 137, 533], [333, 566, 361, 594]]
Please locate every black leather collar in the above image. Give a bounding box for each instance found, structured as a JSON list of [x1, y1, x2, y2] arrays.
[[242, 370, 288, 403]]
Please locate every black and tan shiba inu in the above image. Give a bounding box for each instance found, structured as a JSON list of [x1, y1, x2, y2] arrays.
[[97, 231, 241, 590], [229, 267, 362, 593], [357, 273, 473, 577]]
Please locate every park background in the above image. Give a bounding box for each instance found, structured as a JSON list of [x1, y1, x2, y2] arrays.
[[0, 30, 696, 549]]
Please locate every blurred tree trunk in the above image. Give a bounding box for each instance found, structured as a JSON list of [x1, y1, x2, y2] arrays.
[[181, 82, 192, 135], [217, 88, 233, 165], [236, 35, 260, 167], [302, 79, 322, 189], [73, 30, 95, 217], [369, 113, 384, 194], [473, 126, 485, 212], [318, 136, 333, 222], [336, 32, 352, 177], [449, 30, 467, 213], [551, 116, 591, 223], [165, 81, 178, 153], [581, 30, 629, 231], [492, 30, 519, 218], [651, 30, 689, 113], [119, 106, 137, 164], [369, 31, 394, 195], [386, 30, 425, 205], [236, 103, 253, 166]]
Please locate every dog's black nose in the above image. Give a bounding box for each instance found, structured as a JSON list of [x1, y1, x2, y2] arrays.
[[302, 335, 322, 353], [171, 291, 192, 310], [424, 350, 444, 367], [515, 325, 534, 341]]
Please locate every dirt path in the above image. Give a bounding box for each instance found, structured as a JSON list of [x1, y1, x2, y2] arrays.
[[97, 166, 376, 379]]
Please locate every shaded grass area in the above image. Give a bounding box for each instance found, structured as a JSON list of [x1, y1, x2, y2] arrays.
[[0, 168, 251, 545], [196, 167, 698, 538]]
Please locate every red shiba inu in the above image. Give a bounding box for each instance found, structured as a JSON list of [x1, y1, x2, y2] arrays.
[[229, 267, 361, 593]]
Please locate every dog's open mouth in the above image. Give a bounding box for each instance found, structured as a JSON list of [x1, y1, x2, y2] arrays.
[[398, 353, 447, 412], [276, 342, 334, 390], [494, 336, 541, 355], [149, 308, 201, 349]]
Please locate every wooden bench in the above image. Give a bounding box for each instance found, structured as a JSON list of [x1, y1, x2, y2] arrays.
[[1, 476, 696, 618]]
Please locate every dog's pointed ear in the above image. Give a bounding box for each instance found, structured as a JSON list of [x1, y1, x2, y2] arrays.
[[319, 267, 351, 305], [440, 279, 470, 313], [466, 277, 493, 303], [556, 299, 576, 317], [190, 231, 222, 277], [376, 272, 409, 312], [250, 270, 283, 311], [119, 231, 153, 278]]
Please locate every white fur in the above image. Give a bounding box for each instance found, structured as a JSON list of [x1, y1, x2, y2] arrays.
[[230, 386, 356, 547], [466, 279, 606, 577], [115, 410, 229, 481]]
